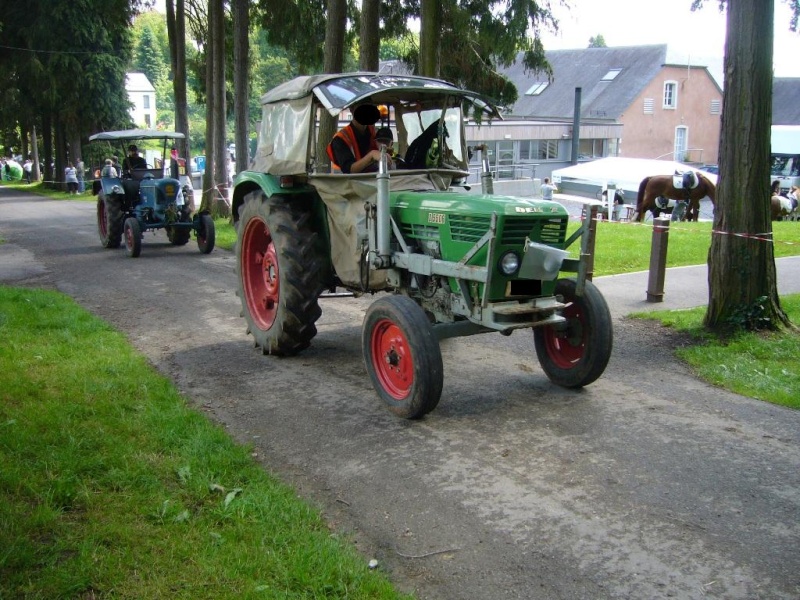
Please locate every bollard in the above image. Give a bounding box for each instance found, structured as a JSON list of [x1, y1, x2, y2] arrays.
[[646, 217, 670, 302]]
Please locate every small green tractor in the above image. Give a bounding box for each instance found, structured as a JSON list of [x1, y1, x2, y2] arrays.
[[231, 73, 612, 419], [89, 129, 215, 258]]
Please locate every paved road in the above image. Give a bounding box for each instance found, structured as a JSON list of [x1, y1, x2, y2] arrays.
[[2, 188, 799, 600]]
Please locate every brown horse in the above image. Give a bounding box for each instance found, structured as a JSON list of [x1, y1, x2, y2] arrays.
[[635, 172, 716, 222]]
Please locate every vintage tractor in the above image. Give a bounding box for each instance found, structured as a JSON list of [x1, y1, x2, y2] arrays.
[[89, 129, 215, 258], [231, 73, 613, 418]]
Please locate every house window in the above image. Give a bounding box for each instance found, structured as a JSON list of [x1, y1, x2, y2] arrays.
[[538, 140, 559, 160], [601, 69, 621, 81], [643, 98, 654, 114], [525, 82, 549, 96], [579, 139, 605, 159], [663, 81, 677, 109], [674, 126, 688, 161], [143, 95, 150, 109], [710, 99, 721, 115], [144, 114, 151, 128]]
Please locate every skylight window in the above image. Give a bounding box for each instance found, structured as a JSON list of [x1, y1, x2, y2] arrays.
[[525, 82, 549, 96], [601, 69, 622, 81]]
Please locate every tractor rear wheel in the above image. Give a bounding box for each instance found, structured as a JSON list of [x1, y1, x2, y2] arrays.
[[196, 214, 215, 254], [97, 192, 123, 248], [534, 278, 613, 388], [363, 295, 443, 419], [124, 217, 142, 258], [236, 192, 324, 356]]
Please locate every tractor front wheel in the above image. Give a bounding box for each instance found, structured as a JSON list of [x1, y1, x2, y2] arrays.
[[124, 217, 142, 258], [534, 278, 613, 388], [235, 192, 324, 355], [196, 214, 215, 254], [97, 192, 123, 248], [363, 295, 443, 419]]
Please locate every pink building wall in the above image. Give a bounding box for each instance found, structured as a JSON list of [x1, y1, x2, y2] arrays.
[[619, 66, 722, 165]]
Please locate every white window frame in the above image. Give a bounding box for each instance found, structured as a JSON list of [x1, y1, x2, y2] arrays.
[[143, 94, 150, 109], [674, 126, 688, 161], [663, 81, 678, 109]]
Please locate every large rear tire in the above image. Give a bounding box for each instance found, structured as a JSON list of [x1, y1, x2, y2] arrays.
[[235, 192, 324, 356], [97, 192, 123, 248], [534, 278, 613, 388], [363, 295, 443, 419]]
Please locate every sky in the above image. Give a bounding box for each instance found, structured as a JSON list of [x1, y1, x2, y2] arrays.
[[537, 0, 800, 81]]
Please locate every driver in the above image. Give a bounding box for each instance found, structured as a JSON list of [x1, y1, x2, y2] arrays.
[[122, 144, 147, 172]]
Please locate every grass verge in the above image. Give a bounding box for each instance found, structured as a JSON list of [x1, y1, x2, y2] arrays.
[[0, 286, 411, 600], [633, 294, 800, 409]]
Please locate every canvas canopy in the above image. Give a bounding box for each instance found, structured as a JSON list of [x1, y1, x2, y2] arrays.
[[254, 73, 501, 176]]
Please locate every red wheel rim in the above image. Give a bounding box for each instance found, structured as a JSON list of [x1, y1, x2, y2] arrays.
[[98, 201, 107, 237], [370, 318, 414, 400], [125, 222, 135, 249], [543, 301, 586, 368], [242, 217, 279, 330]]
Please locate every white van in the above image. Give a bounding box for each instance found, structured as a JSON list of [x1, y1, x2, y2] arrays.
[[771, 125, 800, 193]]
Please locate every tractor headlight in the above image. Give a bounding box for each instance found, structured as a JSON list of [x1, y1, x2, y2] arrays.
[[498, 251, 521, 276]]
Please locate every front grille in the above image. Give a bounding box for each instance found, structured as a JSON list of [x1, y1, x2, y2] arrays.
[[400, 223, 440, 241], [449, 215, 491, 243], [501, 217, 567, 246]]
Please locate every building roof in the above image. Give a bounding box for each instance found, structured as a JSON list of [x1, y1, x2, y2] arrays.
[[773, 78, 800, 125], [125, 72, 155, 92], [503, 45, 672, 121]]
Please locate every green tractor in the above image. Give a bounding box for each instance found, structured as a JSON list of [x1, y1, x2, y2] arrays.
[[231, 73, 612, 418]]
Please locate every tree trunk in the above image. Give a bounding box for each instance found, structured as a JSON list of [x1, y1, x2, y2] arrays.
[[212, 0, 228, 217], [166, 0, 191, 177], [419, 0, 440, 77], [30, 123, 41, 182], [233, 0, 250, 174], [42, 116, 53, 189], [317, 0, 347, 172], [201, 28, 216, 213], [705, 0, 790, 331], [359, 0, 380, 71]]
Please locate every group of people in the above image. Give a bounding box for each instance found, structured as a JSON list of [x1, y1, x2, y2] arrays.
[[63, 157, 85, 194]]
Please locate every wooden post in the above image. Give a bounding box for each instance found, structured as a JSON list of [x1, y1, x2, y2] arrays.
[[646, 217, 670, 302]]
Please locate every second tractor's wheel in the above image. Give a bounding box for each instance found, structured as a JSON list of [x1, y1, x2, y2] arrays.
[[97, 192, 123, 248], [534, 278, 613, 388], [124, 217, 142, 258], [235, 192, 324, 356], [196, 214, 215, 254], [166, 225, 191, 246], [363, 295, 444, 419]]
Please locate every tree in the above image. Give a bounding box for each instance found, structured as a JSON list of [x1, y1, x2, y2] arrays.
[[165, 0, 191, 166], [588, 34, 607, 48], [359, 0, 380, 71], [135, 26, 167, 86], [232, 0, 250, 172], [695, 0, 797, 332]]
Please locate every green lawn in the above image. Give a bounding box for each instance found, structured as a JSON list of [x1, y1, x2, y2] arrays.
[[0, 287, 411, 600]]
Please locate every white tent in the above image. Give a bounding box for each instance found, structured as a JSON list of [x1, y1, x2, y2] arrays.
[[551, 157, 718, 194]]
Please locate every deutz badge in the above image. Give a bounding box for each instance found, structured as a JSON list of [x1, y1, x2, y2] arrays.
[[428, 212, 446, 224]]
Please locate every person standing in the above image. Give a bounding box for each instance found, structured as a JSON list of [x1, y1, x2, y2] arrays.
[[76, 156, 85, 193], [23, 157, 33, 184], [540, 177, 558, 200], [64, 162, 79, 194]]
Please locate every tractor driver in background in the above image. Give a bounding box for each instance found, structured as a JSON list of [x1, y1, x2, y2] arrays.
[[326, 104, 393, 173], [122, 144, 147, 173]]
